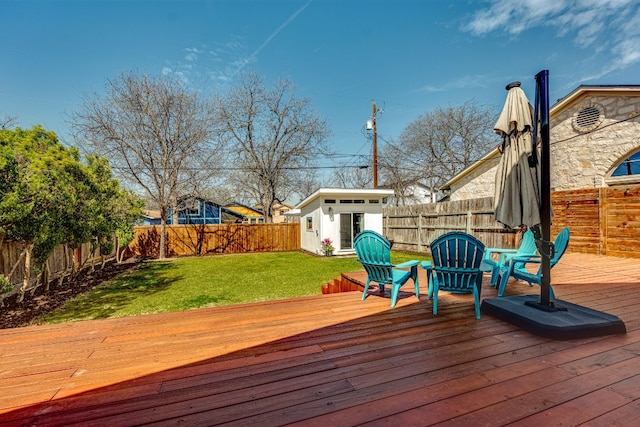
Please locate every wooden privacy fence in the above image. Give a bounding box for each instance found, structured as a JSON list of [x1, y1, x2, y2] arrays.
[[383, 184, 640, 259], [383, 197, 520, 253], [129, 223, 301, 257], [551, 185, 640, 258], [0, 240, 115, 304]]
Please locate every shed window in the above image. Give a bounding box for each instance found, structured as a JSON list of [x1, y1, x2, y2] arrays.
[[306, 216, 313, 230]]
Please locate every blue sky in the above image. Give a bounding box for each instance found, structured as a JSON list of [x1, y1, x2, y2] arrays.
[[3, 0, 640, 171]]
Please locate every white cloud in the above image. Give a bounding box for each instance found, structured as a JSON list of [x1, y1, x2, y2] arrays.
[[465, 0, 640, 79], [160, 2, 312, 87], [418, 74, 496, 93], [464, 0, 567, 36], [184, 47, 202, 62], [229, 0, 312, 77]]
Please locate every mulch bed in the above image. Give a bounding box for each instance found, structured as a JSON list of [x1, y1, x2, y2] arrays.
[[0, 260, 140, 329]]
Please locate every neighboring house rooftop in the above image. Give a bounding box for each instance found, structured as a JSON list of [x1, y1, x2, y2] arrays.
[[380, 180, 438, 205], [143, 210, 162, 220], [225, 202, 265, 223], [225, 202, 264, 217]]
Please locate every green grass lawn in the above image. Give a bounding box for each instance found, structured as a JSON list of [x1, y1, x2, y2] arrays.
[[37, 250, 425, 325]]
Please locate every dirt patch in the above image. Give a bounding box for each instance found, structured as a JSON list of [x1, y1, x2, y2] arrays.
[[0, 260, 140, 329]]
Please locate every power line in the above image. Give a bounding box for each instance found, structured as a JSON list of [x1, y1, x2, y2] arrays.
[[111, 164, 370, 172]]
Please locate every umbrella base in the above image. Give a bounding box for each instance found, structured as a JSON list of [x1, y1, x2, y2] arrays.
[[481, 295, 626, 340], [523, 300, 567, 312]]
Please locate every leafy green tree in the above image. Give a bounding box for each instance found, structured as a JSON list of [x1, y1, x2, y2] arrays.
[[0, 126, 142, 301], [0, 127, 80, 298], [84, 155, 143, 265]]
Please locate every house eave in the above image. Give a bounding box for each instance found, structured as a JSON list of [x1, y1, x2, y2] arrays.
[[295, 188, 395, 210], [552, 85, 640, 114]]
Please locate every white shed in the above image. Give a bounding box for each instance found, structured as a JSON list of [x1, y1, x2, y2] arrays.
[[293, 188, 394, 255]]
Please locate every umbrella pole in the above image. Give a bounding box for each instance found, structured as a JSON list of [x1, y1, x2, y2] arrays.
[[526, 70, 565, 312], [537, 70, 552, 307]]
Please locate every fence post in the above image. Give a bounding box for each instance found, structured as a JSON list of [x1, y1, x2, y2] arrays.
[[384, 213, 388, 236], [417, 213, 422, 252], [466, 211, 472, 234], [599, 187, 607, 256]]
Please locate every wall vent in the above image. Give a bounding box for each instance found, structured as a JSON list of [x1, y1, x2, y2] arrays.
[[572, 103, 604, 132]]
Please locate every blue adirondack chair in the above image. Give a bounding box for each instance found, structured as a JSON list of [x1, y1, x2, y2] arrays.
[[421, 231, 485, 319], [497, 227, 571, 297], [482, 229, 538, 288], [353, 230, 420, 307]]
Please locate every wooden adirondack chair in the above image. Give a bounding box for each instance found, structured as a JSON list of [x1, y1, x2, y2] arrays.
[[353, 230, 420, 308], [421, 231, 485, 319], [497, 227, 571, 298], [482, 229, 538, 288]]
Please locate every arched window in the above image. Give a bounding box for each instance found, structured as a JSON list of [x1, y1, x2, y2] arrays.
[[606, 150, 640, 185], [611, 151, 640, 177]]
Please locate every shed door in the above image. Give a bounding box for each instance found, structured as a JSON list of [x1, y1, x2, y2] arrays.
[[339, 213, 364, 249]]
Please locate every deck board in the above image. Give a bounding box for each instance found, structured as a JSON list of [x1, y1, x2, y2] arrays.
[[0, 252, 639, 425]]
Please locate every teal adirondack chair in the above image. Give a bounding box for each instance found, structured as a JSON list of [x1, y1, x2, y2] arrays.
[[497, 227, 571, 297], [353, 230, 420, 307], [482, 229, 538, 288], [421, 231, 485, 319]]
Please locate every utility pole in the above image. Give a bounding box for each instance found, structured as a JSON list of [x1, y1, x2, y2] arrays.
[[372, 101, 378, 189]]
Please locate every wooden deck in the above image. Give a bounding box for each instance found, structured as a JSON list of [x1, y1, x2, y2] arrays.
[[1, 253, 639, 426]]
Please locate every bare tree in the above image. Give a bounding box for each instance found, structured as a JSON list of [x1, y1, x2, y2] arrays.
[[1, 114, 17, 130], [384, 100, 498, 199], [294, 169, 322, 202], [72, 72, 223, 258], [329, 164, 373, 188], [214, 73, 330, 222]]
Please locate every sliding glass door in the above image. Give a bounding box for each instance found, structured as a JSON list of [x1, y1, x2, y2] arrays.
[[339, 213, 364, 249]]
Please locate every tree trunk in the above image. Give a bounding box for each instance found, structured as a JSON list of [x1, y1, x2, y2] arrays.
[[159, 221, 167, 259], [43, 262, 50, 292], [17, 243, 34, 303]]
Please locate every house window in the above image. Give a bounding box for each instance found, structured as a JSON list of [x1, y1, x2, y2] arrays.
[[611, 151, 640, 177], [606, 150, 640, 185], [306, 216, 313, 231], [186, 199, 200, 216]]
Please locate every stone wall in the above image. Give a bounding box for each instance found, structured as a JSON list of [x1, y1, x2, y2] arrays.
[[448, 156, 499, 201], [550, 93, 640, 191]]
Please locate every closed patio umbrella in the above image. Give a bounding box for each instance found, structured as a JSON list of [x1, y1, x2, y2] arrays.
[[482, 71, 626, 339], [493, 82, 541, 229]]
